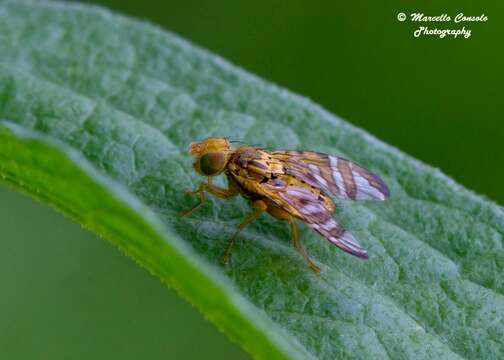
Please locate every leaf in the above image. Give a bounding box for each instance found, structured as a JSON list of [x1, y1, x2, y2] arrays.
[[0, 1, 503, 359]]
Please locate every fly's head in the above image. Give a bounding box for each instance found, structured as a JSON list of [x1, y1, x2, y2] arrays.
[[189, 137, 232, 177]]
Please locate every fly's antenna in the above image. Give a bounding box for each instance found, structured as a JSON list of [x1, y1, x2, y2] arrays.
[[250, 142, 268, 149], [230, 139, 246, 149], [230, 139, 270, 149]]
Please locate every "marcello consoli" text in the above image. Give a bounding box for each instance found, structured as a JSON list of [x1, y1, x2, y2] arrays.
[[410, 13, 488, 23]]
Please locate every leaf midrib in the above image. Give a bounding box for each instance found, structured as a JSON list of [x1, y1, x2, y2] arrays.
[[0, 121, 313, 360]]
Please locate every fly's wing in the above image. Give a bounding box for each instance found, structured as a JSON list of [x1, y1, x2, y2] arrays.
[[271, 150, 389, 201], [259, 181, 369, 258]]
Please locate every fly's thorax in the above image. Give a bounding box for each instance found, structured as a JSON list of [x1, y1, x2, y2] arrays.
[[229, 147, 284, 180]]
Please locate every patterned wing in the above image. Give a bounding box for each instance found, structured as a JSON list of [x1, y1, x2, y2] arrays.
[[260, 181, 369, 258], [271, 150, 390, 201]]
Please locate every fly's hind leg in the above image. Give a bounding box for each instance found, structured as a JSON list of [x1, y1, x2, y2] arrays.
[[289, 220, 321, 273], [268, 206, 321, 273], [222, 199, 267, 265]]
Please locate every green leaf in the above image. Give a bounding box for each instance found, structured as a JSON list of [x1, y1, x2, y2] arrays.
[[0, 1, 503, 359]]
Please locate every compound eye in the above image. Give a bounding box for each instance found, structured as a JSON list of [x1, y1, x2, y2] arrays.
[[199, 152, 225, 175]]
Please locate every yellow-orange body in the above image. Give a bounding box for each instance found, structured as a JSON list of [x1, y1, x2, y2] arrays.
[[226, 146, 335, 220], [181, 137, 389, 272]]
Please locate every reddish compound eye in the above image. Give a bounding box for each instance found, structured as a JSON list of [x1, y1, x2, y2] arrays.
[[198, 152, 225, 176]]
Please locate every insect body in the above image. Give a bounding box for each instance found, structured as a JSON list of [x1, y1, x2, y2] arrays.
[[180, 137, 390, 272]]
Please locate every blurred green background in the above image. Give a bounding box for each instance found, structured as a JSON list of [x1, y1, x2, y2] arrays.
[[1, 0, 502, 359]]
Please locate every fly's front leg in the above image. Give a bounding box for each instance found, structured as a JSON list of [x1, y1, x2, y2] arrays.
[[179, 177, 238, 217], [178, 184, 206, 217]]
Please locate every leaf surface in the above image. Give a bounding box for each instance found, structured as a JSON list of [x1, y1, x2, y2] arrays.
[[0, 1, 503, 359]]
